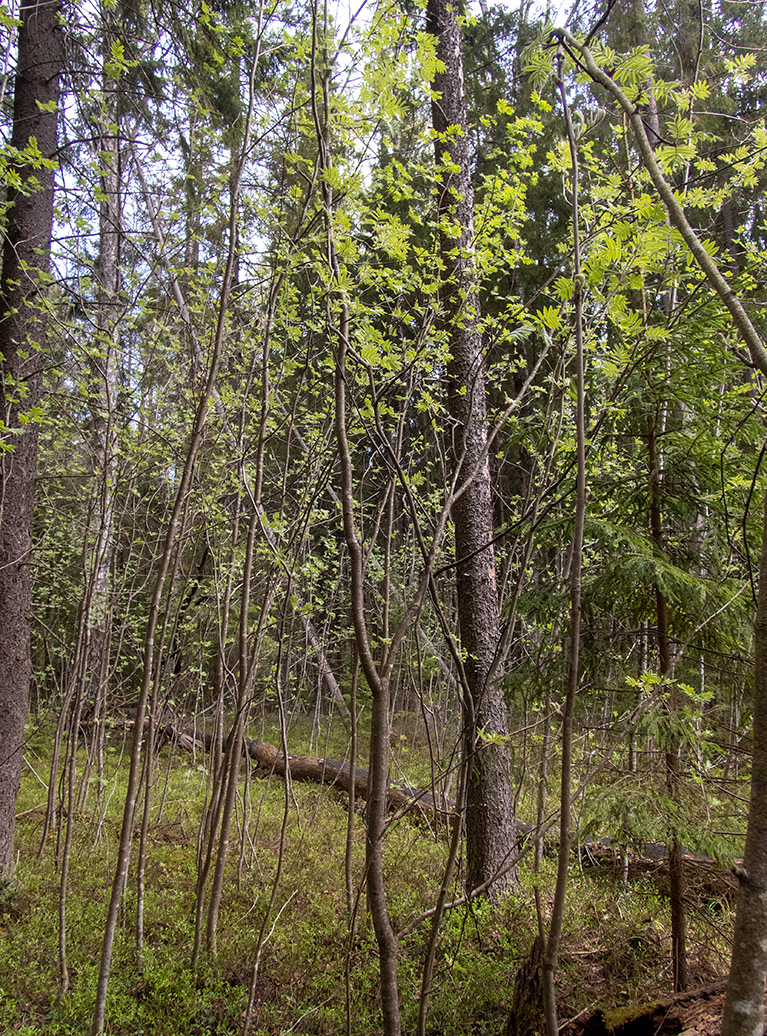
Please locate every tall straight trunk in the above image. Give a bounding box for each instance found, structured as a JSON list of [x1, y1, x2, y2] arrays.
[[541, 56, 587, 1036], [648, 419, 688, 991], [86, 27, 121, 733], [0, 0, 63, 875], [426, 0, 516, 896], [51, 38, 120, 970], [90, 37, 257, 1027]]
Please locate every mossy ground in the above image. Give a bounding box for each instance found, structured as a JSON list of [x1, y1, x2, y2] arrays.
[[0, 714, 735, 1035]]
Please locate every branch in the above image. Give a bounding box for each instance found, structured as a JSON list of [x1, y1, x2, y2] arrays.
[[552, 29, 767, 379]]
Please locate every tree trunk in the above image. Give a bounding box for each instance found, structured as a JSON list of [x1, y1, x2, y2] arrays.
[[0, 0, 63, 876], [90, 46, 254, 1028], [720, 485, 767, 1036], [541, 56, 587, 1036], [507, 936, 545, 1036], [85, 30, 121, 740], [648, 418, 688, 992], [426, 0, 516, 897]]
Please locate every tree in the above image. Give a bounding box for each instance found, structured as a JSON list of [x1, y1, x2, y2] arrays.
[[427, 0, 517, 896], [541, 47, 587, 1036], [553, 26, 767, 1036], [0, 0, 64, 876]]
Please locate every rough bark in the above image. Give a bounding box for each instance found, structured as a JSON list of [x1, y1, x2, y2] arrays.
[[507, 936, 545, 1036], [0, 0, 63, 876], [427, 0, 516, 898]]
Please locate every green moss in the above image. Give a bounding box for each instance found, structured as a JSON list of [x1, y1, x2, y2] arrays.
[[602, 1001, 660, 1032]]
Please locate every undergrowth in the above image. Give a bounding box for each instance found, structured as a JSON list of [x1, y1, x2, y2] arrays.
[[0, 713, 735, 1035]]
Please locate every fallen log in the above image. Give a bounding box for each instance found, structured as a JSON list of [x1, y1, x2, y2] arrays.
[[158, 723, 456, 824], [153, 720, 740, 902], [564, 980, 729, 1036]]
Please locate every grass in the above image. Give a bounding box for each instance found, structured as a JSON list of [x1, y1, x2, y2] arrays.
[[0, 712, 736, 1035]]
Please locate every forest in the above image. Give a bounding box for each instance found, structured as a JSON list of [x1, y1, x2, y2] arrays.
[[0, 0, 766, 1033]]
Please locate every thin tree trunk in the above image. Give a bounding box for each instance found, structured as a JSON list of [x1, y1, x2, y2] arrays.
[[345, 653, 359, 915], [91, 298, 227, 1036], [648, 418, 688, 992], [192, 501, 241, 969], [136, 534, 187, 955], [242, 604, 295, 1036], [541, 53, 587, 1036], [90, 51, 256, 1030], [326, 180, 403, 1036], [57, 676, 86, 999], [205, 509, 259, 956], [0, 0, 63, 876], [535, 697, 552, 874], [308, 2, 404, 1028], [85, 11, 121, 745]]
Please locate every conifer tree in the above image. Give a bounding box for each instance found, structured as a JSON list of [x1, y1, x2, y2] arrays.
[[0, 0, 64, 876], [427, 0, 517, 896]]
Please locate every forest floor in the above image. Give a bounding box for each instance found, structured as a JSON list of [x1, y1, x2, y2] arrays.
[[0, 712, 738, 1035]]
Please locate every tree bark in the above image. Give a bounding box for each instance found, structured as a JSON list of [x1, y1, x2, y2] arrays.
[[427, 0, 516, 897], [85, 25, 121, 745], [0, 0, 63, 876], [507, 935, 545, 1036]]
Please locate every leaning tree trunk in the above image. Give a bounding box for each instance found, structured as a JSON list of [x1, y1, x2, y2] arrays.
[[426, 0, 516, 897], [0, 0, 64, 876]]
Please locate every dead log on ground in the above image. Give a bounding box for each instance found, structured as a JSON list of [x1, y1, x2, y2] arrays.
[[153, 720, 740, 901], [564, 980, 729, 1036], [158, 723, 456, 825]]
